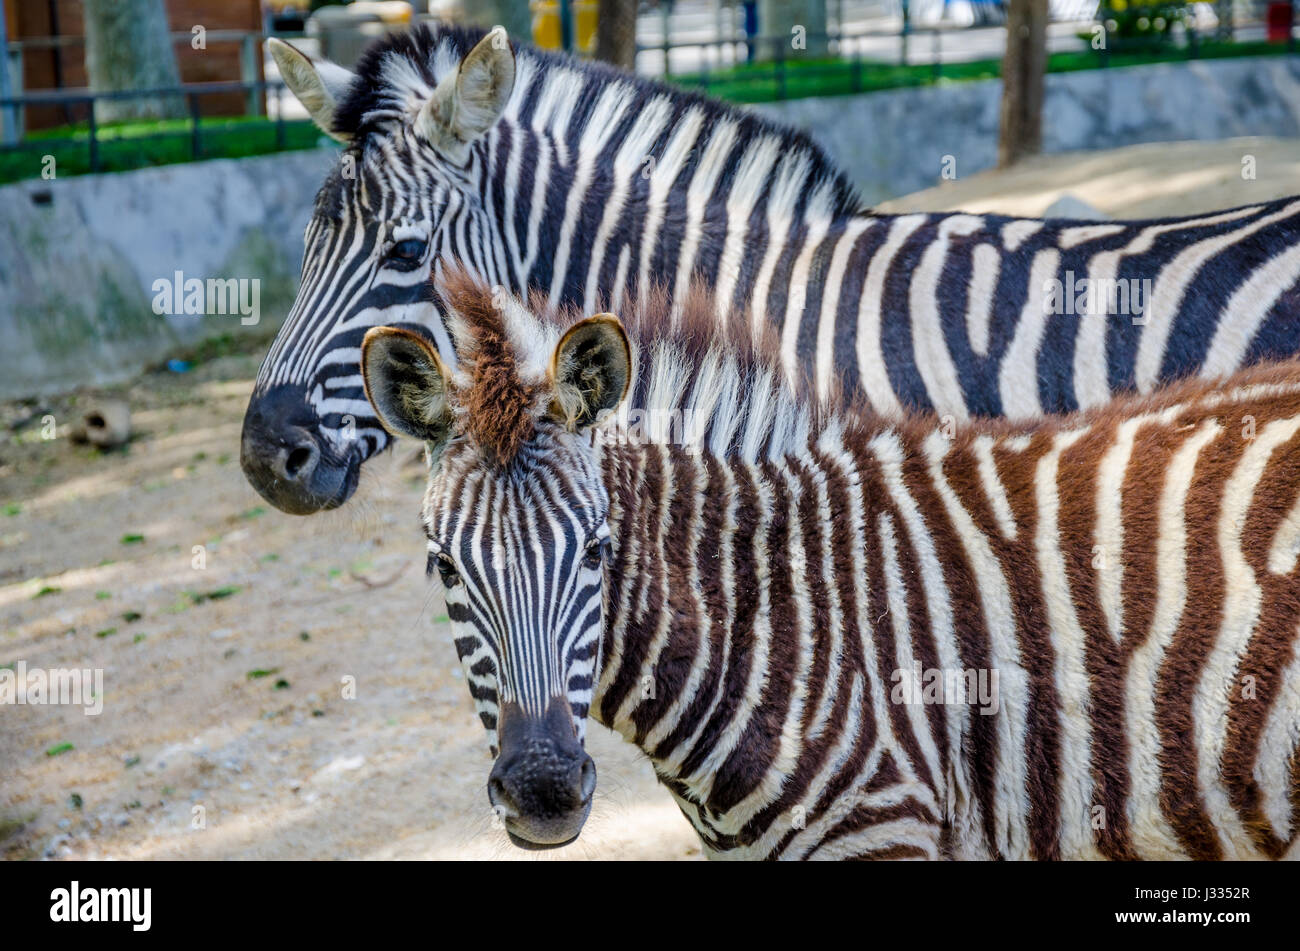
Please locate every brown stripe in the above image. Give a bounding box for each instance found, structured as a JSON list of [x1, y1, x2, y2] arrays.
[[1057, 421, 1140, 860], [853, 445, 938, 797], [679, 460, 762, 779], [935, 435, 1007, 858], [630, 447, 704, 744], [1156, 429, 1231, 860], [1222, 419, 1300, 856], [991, 429, 1063, 861], [738, 451, 851, 846], [708, 459, 800, 816], [650, 455, 732, 761], [598, 444, 664, 724]]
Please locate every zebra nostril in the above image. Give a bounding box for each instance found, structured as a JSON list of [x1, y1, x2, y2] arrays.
[[488, 776, 514, 813], [578, 757, 596, 802], [283, 445, 317, 480]]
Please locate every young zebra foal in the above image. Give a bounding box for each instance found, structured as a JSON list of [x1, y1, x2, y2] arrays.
[[360, 273, 1300, 860]]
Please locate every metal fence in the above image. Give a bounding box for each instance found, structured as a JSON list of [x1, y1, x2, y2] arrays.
[[638, 0, 1298, 80], [0, 27, 320, 180], [0, 79, 316, 178], [1, 3, 1295, 179], [637, 0, 1297, 101]]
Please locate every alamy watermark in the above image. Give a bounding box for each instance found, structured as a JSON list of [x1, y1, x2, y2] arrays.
[[595, 403, 709, 449], [0, 662, 103, 716], [151, 271, 260, 325], [1043, 270, 1153, 325], [890, 662, 1000, 716]]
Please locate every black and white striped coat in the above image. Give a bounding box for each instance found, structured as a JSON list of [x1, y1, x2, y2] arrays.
[[243, 22, 1300, 515], [360, 277, 1300, 860]]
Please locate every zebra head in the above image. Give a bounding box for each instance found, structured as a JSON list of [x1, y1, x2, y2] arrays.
[[241, 26, 516, 513], [359, 278, 632, 849]]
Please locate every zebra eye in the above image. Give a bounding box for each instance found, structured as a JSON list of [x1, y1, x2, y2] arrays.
[[435, 553, 460, 588], [384, 238, 427, 270], [581, 538, 605, 571]]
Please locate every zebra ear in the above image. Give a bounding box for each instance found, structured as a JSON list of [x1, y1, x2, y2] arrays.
[[361, 327, 454, 449], [268, 38, 354, 143], [415, 27, 515, 161], [550, 315, 632, 431]]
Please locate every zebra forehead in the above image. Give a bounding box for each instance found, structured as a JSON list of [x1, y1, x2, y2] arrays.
[[439, 271, 554, 467]]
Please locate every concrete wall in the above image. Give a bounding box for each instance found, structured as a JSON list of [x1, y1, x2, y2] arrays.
[[0, 148, 336, 400], [755, 56, 1300, 205]]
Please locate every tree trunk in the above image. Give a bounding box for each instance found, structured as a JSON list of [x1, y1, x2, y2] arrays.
[[83, 0, 184, 123], [997, 0, 1048, 168], [758, 0, 829, 60], [595, 0, 638, 70], [462, 0, 533, 40]]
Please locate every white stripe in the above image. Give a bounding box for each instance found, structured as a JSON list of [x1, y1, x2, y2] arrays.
[[965, 242, 1000, 358], [998, 249, 1061, 419], [1201, 241, 1300, 380], [1125, 419, 1219, 859], [1135, 201, 1300, 393], [1255, 627, 1300, 840], [1094, 407, 1180, 642], [1195, 414, 1300, 858], [856, 215, 926, 417], [924, 430, 1031, 860], [910, 215, 983, 420], [815, 218, 876, 404], [1034, 427, 1105, 860]]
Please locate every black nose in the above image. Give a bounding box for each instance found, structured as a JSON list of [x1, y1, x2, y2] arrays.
[[240, 384, 359, 515], [487, 701, 595, 849]]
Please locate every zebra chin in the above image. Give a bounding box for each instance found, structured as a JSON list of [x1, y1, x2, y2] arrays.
[[240, 383, 363, 515], [487, 700, 597, 850]]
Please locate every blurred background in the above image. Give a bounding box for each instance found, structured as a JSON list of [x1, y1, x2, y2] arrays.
[[0, 0, 1297, 860]]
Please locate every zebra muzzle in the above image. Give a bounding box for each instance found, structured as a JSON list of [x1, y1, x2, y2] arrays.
[[488, 700, 596, 849], [240, 383, 360, 515]]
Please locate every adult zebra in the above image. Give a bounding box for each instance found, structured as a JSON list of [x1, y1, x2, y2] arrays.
[[360, 272, 1300, 860], [241, 22, 1300, 514]]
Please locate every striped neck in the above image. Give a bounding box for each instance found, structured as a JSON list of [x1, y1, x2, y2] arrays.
[[588, 367, 1300, 860], [336, 24, 865, 308], [590, 424, 952, 859]]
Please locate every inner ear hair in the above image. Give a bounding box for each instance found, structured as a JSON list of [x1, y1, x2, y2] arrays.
[[415, 27, 515, 160], [267, 38, 353, 143], [361, 327, 453, 445], [551, 315, 631, 430]]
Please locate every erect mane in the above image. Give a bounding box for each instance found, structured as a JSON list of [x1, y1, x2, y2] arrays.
[[437, 270, 542, 466], [330, 22, 864, 219], [435, 267, 833, 464]]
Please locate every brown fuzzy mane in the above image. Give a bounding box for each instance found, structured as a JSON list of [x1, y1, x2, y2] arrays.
[[439, 270, 540, 466], [434, 267, 1300, 468], [436, 266, 829, 462]]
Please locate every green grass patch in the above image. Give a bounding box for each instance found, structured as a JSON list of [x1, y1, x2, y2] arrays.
[[0, 115, 329, 186], [188, 585, 241, 604]]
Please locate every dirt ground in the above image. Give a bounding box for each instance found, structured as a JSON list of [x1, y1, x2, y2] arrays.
[[0, 354, 702, 861], [2, 136, 1296, 862]]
